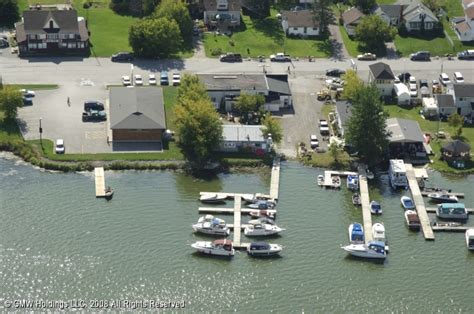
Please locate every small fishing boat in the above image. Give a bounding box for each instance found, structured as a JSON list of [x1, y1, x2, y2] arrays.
[[317, 175, 324, 186], [366, 170, 375, 180], [199, 193, 227, 204], [244, 223, 285, 236], [341, 241, 386, 260], [404, 210, 421, 230], [370, 201, 382, 215], [352, 193, 361, 206], [247, 200, 276, 210], [247, 242, 282, 256], [427, 193, 458, 203], [191, 239, 235, 256], [346, 175, 359, 191], [436, 203, 468, 220], [248, 217, 275, 225], [249, 210, 275, 219], [192, 217, 230, 236], [104, 186, 114, 200], [332, 176, 341, 188], [372, 223, 385, 242], [243, 193, 274, 204], [401, 196, 415, 210], [465, 229, 474, 250], [348, 223, 364, 244]]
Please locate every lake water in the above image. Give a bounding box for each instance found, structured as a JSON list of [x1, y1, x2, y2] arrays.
[[1, 154, 474, 312]]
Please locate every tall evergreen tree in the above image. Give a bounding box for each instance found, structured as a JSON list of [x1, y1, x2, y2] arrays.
[[311, 0, 334, 37], [0, 0, 20, 27]]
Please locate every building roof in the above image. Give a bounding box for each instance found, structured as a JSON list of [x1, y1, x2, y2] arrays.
[[109, 87, 166, 130], [335, 101, 352, 127], [266, 74, 291, 95], [463, 0, 474, 7], [369, 62, 395, 80], [375, 4, 403, 19], [435, 94, 455, 108], [281, 10, 319, 27], [203, 0, 241, 11], [387, 118, 424, 143], [402, 2, 438, 22], [453, 83, 474, 97], [466, 6, 474, 19], [14, 22, 26, 43], [442, 140, 471, 154], [22, 9, 80, 33], [342, 7, 364, 25], [455, 21, 471, 34], [222, 125, 265, 142], [198, 74, 268, 91]]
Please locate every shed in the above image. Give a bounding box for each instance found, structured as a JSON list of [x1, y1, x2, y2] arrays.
[[394, 83, 410, 105], [219, 125, 268, 154], [422, 97, 438, 119]]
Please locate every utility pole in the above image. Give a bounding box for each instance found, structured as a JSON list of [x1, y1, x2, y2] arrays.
[[39, 117, 43, 148]]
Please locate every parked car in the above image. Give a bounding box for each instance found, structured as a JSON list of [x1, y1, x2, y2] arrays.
[[0, 39, 9, 48], [23, 96, 33, 105], [319, 119, 330, 135], [111, 52, 133, 62], [409, 76, 416, 85], [326, 69, 346, 77], [172, 73, 181, 86], [149, 74, 157, 85], [82, 110, 107, 122], [409, 83, 417, 97], [457, 50, 474, 60], [219, 53, 242, 62], [357, 53, 377, 61], [134, 74, 143, 86], [410, 51, 430, 61], [84, 100, 104, 111], [439, 73, 451, 86], [55, 139, 65, 154], [419, 79, 428, 88], [453, 72, 464, 83], [122, 75, 131, 86], [160, 71, 169, 85], [270, 53, 291, 62], [310, 135, 319, 148], [398, 72, 411, 83], [19, 89, 35, 97], [0, 34, 8, 41]]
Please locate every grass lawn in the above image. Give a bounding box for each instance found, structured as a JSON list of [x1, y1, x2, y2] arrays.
[[162, 86, 178, 131], [445, 0, 465, 17], [338, 25, 362, 57], [0, 113, 23, 142], [8, 84, 59, 90], [203, 12, 332, 58], [394, 33, 454, 57], [376, 0, 397, 4], [442, 20, 474, 53]]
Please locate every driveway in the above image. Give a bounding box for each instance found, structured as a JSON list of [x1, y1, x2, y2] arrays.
[[328, 24, 350, 61]]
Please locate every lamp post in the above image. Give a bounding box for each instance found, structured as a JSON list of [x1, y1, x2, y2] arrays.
[[39, 117, 43, 148]]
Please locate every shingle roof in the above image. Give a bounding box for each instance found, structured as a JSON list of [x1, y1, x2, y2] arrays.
[[14, 22, 26, 43], [442, 140, 471, 154], [455, 21, 471, 34], [463, 0, 474, 7], [198, 73, 268, 91], [453, 83, 474, 97], [369, 62, 395, 80], [266, 74, 291, 95], [435, 94, 455, 108], [281, 10, 319, 27], [22, 9, 80, 33], [109, 87, 166, 130], [222, 125, 265, 142], [402, 2, 438, 22], [387, 118, 425, 143], [342, 7, 364, 25], [203, 0, 241, 11], [466, 6, 474, 19], [376, 4, 403, 18]]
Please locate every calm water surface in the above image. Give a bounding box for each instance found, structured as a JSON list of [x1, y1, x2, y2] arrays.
[[1, 154, 474, 312]]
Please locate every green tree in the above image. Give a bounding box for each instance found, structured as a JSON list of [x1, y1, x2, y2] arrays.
[[355, 15, 397, 54], [155, 0, 193, 42], [341, 70, 364, 101], [422, 0, 444, 13], [352, 0, 376, 14], [234, 93, 264, 122], [311, 0, 334, 36], [346, 84, 389, 167], [0, 86, 23, 120], [174, 75, 223, 168], [448, 112, 464, 137], [261, 113, 283, 145], [243, 0, 271, 17], [0, 0, 20, 27], [129, 17, 182, 58], [142, 0, 161, 15], [329, 143, 341, 165]]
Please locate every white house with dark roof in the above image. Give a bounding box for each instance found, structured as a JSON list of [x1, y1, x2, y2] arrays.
[[447, 83, 474, 116], [14, 6, 89, 56], [197, 73, 292, 112], [219, 125, 269, 154], [435, 94, 456, 116], [281, 10, 320, 36], [202, 0, 241, 29], [374, 0, 438, 31], [453, 0, 474, 41], [341, 7, 364, 36], [368, 62, 395, 97]]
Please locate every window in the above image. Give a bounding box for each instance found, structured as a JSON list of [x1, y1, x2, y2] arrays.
[[304, 27, 307, 34], [78, 42, 84, 48], [68, 42, 76, 48], [60, 42, 67, 48], [313, 27, 318, 31], [49, 21, 54, 29], [293, 27, 298, 30], [47, 34, 58, 39], [28, 43, 37, 49], [39, 34, 46, 39], [460, 98, 464, 101], [38, 43, 46, 49], [69, 34, 75, 39]]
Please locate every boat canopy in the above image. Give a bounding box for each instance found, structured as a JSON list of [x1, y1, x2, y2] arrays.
[[371, 202, 381, 210], [368, 241, 386, 252], [249, 242, 271, 250], [438, 203, 466, 214], [213, 239, 232, 245]]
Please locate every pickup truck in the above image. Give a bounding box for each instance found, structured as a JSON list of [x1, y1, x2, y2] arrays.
[[82, 110, 107, 122], [270, 53, 291, 62]]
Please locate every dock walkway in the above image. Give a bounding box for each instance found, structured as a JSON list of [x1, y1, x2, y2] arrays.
[[198, 207, 277, 215], [95, 167, 106, 197], [322, 170, 357, 188], [358, 168, 373, 243], [269, 158, 280, 200], [421, 191, 465, 198], [406, 163, 435, 240]]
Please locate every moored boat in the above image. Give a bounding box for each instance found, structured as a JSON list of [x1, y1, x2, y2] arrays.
[[352, 193, 361, 206], [244, 223, 284, 236], [104, 186, 114, 200], [404, 210, 421, 230], [465, 229, 474, 250], [348, 223, 364, 244], [370, 201, 382, 215], [317, 175, 324, 186], [341, 241, 387, 260], [436, 203, 468, 220], [332, 176, 341, 188], [191, 239, 235, 256], [401, 196, 415, 210], [248, 217, 275, 225], [247, 242, 282, 256], [372, 223, 385, 242], [199, 193, 227, 204], [427, 193, 458, 203], [249, 210, 275, 219], [192, 217, 230, 236], [243, 193, 275, 204], [346, 175, 359, 191], [389, 159, 408, 189], [247, 200, 276, 210]]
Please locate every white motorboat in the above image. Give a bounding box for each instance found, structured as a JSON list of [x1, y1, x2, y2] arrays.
[[389, 159, 408, 189], [372, 223, 386, 242], [199, 193, 227, 204], [244, 223, 284, 236], [465, 229, 474, 250], [191, 239, 235, 256], [317, 175, 324, 186], [248, 217, 275, 225], [436, 203, 468, 220], [346, 175, 359, 190], [249, 210, 275, 219], [247, 200, 276, 210], [192, 216, 230, 236], [428, 193, 458, 203], [247, 242, 282, 256], [370, 201, 382, 215], [341, 241, 387, 260], [348, 223, 364, 244], [404, 210, 421, 230], [332, 176, 341, 188], [401, 196, 415, 210]]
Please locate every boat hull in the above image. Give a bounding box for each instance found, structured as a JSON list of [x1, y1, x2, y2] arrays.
[[401, 196, 415, 210], [342, 245, 386, 260], [192, 225, 230, 236], [191, 243, 234, 256]]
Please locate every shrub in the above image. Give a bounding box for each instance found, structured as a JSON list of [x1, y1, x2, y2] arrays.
[[210, 48, 223, 56]]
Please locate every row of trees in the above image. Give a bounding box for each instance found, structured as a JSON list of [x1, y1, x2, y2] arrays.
[[355, 15, 397, 54], [129, 0, 193, 58]]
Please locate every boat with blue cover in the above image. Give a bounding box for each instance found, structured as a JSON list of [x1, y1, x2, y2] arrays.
[[370, 201, 382, 215], [247, 242, 282, 256], [346, 175, 359, 190], [401, 196, 415, 210], [348, 223, 364, 244], [436, 203, 468, 220]]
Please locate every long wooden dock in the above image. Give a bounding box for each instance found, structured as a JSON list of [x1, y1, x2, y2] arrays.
[[358, 169, 373, 243], [426, 207, 474, 213], [233, 196, 243, 248], [432, 225, 470, 232], [199, 192, 254, 200], [95, 167, 106, 197], [405, 163, 435, 240], [421, 191, 465, 198], [269, 158, 280, 200], [199, 207, 277, 215]]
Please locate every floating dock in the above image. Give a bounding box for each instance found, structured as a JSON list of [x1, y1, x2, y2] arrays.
[[199, 192, 254, 200], [358, 168, 373, 243], [405, 163, 435, 240], [421, 191, 465, 198], [95, 167, 106, 197], [322, 170, 357, 188], [432, 225, 470, 232], [198, 207, 277, 215], [269, 158, 281, 200], [232, 196, 249, 249], [426, 207, 474, 213]]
